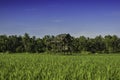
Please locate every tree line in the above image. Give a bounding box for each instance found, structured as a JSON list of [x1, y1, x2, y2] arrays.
[[0, 33, 120, 54]]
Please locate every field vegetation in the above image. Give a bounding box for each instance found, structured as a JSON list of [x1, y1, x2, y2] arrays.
[[0, 53, 120, 80], [0, 33, 120, 79]]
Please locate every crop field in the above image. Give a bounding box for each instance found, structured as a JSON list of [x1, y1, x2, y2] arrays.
[[0, 53, 120, 80]]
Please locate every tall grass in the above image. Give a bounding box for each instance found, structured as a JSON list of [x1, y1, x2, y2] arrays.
[[0, 53, 120, 80]]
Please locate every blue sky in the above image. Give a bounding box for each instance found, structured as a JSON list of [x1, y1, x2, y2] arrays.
[[0, 0, 120, 38]]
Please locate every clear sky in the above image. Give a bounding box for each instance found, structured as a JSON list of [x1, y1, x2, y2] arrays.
[[0, 0, 120, 38]]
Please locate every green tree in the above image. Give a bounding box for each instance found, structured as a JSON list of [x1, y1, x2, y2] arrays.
[[35, 38, 45, 53], [0, 35, 8, 52], [22, 33, 32, 52], [94, 35, 106, 53]]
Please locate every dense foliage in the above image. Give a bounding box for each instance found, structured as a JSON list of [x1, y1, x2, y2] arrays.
[[0, 54, 120, 80], [0, 33, 120, 53]]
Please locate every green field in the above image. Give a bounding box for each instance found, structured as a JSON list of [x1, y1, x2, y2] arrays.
[[0, 53, 120, 80]]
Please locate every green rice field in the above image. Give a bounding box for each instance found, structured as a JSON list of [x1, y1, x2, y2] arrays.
[[0, 53, 120, 80]]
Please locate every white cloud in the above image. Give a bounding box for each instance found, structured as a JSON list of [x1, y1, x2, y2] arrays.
[[24, 8, 40, 11], [51, 20, 63, 23], [104, 11, 120, 17]]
